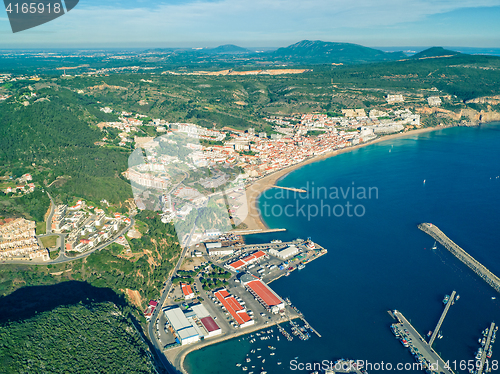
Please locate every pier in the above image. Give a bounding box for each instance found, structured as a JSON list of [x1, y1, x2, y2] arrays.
[[300, 317, 322, 338], [429, 290, 456, 347], [478, 322, 495, 374], [392, 310, 454, 374], [418, 223, 500, 294], [272, 185, 307, 193], [230, 228, 286, 235]]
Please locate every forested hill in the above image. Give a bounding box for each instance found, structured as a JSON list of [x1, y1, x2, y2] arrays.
[[270, 40, 406, 64], [0, 87, 132, 204], [0, 301, 157, 374]]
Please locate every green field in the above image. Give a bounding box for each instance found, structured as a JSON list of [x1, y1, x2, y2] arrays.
[[41, 235, 58, 248]]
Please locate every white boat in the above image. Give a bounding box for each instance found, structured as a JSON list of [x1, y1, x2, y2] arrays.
[[432, 241, 437, 250]]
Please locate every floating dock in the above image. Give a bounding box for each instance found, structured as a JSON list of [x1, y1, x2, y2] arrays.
[[418, 223, 500, 294], [429, 290, 456, 347]]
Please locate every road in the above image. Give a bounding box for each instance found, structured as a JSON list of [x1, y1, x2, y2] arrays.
[[146, 222, 198, 374], [45, 191, 55, 234], [2, 219, 135, 265]]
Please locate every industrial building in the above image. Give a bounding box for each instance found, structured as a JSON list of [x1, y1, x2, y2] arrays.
[[191, 304, 221, 338], [268, 245, 299, 260], [206, 242, 234, 256], [240, 273, 285, 314], [163, 306, 200, 345], [214, 288, 254, 328], [227, 250, 267, 271]]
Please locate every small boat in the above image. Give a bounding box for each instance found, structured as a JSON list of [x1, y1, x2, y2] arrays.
[[492, 297, 496, 300], [443, 295, 450, 305], [432, 241, 437, 250]]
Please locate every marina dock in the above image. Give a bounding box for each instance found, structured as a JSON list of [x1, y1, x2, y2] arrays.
[[429, 290, 456, 347], [272, 185, 307, 193], [300, 317, 321, 338], [418, 223, 500, 294], [392, 310, 455, 374], [478, 322, 495, 374]]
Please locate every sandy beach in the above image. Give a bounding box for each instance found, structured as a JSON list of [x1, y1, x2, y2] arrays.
[[241, 126, 444, 231]]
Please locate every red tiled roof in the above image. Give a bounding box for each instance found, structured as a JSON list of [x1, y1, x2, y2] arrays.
[[200, 316, 220, 332], [214, 289, 250, 325], [247, 280, 282, 307], [228, 259, 245, 269], [181, 283, 194, 296]]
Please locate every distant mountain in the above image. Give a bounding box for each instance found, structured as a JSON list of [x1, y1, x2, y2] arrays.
[[202, 44, 250, 54], [269, 40, 407, 64], [411, 47, 461, 59]]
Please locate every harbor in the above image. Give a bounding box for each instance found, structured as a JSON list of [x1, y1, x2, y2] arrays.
[[158, 238, 326, 374], [391, 310, 455, 374], [184, 125, 500, 374]]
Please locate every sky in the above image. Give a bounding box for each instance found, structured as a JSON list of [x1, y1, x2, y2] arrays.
[[0, 0, 499, 49]]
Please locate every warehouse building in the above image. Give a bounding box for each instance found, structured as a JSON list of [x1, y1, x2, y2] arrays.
[[268, 245, 299, 260], [214, 288, 254, 328], [164, 307, 200, 345], [206, 242, 234, 256], [240, 273, 285, 314], [227, 250, 267, 271], [191, 304, 221, 338]]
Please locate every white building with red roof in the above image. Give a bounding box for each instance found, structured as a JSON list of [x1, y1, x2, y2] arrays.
[[181, 283, 195, 300]]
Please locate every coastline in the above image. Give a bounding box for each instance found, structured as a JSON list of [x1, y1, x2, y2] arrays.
[[171, 316, 299, 374], [241, 126, 443, 231], [174, 122, 500, 374]]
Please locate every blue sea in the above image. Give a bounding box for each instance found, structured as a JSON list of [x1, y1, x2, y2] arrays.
[[185, 124, 500, 374]]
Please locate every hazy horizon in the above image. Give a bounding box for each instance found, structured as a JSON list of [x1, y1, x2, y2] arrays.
[[1, 1, 500, 49]]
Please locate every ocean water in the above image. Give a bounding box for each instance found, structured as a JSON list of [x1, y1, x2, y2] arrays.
[[185, 124, 500, 373]]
